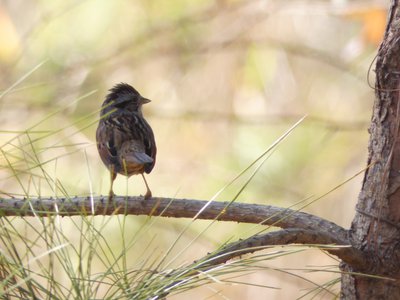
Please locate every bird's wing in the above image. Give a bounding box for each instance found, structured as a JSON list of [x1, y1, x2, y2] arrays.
[[139, 118, 157, 173], [96, 115, 120, 171], [96, 111, 156, 173]]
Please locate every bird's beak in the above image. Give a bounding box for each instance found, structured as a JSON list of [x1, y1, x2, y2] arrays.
[[140, 97, 151, 104]]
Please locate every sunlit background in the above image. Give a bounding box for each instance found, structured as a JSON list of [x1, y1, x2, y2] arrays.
[[0, 0, 386, 298]]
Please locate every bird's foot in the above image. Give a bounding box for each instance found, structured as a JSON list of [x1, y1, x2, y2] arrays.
[[108, 191, 115, 202], [144, 190, 152, 200]]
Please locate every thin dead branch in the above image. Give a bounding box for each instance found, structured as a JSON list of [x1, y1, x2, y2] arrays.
[[0, 195, 369, 269]]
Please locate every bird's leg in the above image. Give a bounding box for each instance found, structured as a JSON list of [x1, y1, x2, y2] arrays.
[[141, 173, 152, 200], [108, 167, 117, 202]]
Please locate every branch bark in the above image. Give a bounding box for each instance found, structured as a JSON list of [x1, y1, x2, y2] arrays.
[[0, 196, 345, 238], [156, 228, 370, 299], [200, 228, 365, 269], [0, 196, 368, 268]]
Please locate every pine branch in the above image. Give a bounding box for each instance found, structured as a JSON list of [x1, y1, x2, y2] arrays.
[[156, 228, 367, 298], [0, 196, 346, 240], [200, 228, 365, 269], [0, 195, 372, 270]]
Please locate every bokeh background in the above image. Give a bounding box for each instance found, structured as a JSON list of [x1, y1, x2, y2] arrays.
[[0, 0, 387, 299]]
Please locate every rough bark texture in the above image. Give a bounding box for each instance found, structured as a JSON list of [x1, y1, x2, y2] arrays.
[[0, 196, 348, 241], [341, 1, 400, 298]]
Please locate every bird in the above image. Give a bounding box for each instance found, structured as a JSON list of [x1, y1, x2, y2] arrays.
[[96, 83, 156, 200]]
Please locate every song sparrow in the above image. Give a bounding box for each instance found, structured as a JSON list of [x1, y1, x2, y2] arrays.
[[96, 83, 156, 200]]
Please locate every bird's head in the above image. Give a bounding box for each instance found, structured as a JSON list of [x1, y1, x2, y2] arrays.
[[100, 83, 151, 116]]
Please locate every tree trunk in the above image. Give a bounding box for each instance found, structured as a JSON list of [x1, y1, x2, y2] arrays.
[[341, 1, 400, 298]]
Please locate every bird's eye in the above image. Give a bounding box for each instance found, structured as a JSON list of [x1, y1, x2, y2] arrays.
[[114, 100, 129, 108]]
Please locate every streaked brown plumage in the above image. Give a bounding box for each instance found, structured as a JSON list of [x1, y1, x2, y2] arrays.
[[96, 83, 156, 199]]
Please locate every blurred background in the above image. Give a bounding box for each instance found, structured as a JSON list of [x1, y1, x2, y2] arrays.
[[0, 0, 386, 298]]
